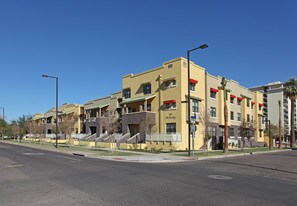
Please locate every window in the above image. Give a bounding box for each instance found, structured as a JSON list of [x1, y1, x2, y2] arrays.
[[210, 107, 216, 117], [237, 99, 241, 106], [190, 83, 195, 91], [230, 98, 234, 104], [247, 114, 250, 122], [172, 103, 176, 109], [123, 88, 131, 99], [220, 128, 225, 136], [237, 113, 241, 121], [132, 108, 136, 113], [251, 104, 254, 109], [168, 64, 173, 69], [230, 111, 234, 120], [143, 84, 151, 94], [262, 116, 265, 124], [210, 91, 216, 99], [147, 104, 151, 111], [230, 128, 235, 137], [166, 123, 176, 133], [237, 128, 241, 137], [172, 80, 176, 86], [208, 127, 216, 137], [247, 99, 250, 107], [260, 130, 262, 138], [192, 99, 199, 113], [165, 81, 170, 88], [251, 116, 254, 123], [165, 104, 171, 110]]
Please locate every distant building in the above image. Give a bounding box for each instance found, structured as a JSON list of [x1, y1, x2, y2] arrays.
[[250, 82, 297, 136]]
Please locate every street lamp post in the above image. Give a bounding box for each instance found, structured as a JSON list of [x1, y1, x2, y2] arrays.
[[0, 107, 4, 140], [42, 74, 59, 148], [187, 44, 208, 157], [265, 117, 272, 150]]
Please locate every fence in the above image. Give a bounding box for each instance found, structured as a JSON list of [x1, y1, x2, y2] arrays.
[[146, 133, 182, 142]]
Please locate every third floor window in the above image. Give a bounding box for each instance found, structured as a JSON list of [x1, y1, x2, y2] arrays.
[[123, 88, 131, 99], [143, 84, 151, 94]]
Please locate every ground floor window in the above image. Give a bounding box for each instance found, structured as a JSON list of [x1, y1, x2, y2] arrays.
[[166, 123, 176, 133], [208, 126, 216, 137], [230, 128, 235, 137]]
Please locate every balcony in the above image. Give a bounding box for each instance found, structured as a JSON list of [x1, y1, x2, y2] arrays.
[[122, 111, 156, 142]]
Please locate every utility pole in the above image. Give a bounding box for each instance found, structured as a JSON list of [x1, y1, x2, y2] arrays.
[[221, 77, 229, 153], [278, 100, 282, 149]]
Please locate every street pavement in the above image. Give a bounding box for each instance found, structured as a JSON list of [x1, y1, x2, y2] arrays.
[[1, 142, 297, 206]]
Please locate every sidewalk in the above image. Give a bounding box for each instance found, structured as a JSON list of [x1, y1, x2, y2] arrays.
[[1, 140, 291, 163]]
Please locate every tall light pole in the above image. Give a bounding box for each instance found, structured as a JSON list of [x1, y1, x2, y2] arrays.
[[265, 117, 272, 150], [187, 44, 208, 157], [42, 74, 59, 148], [0, 107, 4, 140]]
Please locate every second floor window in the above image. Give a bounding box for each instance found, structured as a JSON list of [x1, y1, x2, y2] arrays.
[[210, 107, 216, 117], [247, 114, 250, 122], [190, 83, 195, 91], [247, 99, 250, 107], [123, 89, 131, 99], [237, 113, 241, 121], [143, 84, 151, 94], [210, 91, 216, 99], [230, 111, 234, 120], [192, 99, 199, 113], [147, 104, 151, 111]]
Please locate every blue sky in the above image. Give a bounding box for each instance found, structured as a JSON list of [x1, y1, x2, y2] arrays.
[[1, 0, 296, 122]]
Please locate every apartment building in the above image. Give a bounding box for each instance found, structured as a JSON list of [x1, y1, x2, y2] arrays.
[[250, 81, 297, 136], [84, 92, 122, 137], [206, 74, 265, 149], [33, 103, 83, 135], [121, 57, 205, 150]]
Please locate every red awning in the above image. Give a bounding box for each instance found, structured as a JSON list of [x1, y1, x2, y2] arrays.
[[251, 102, 255, 105], [237, 97, 243, 101], [230, 94, 236, 99], [163, 100, 176, 104], [189, 78, 198, 84], [210, 88, 219, 93], [259, 103, 264, 107]]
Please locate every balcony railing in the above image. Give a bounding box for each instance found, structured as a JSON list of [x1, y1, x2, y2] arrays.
[[146, 133, 182, 142]]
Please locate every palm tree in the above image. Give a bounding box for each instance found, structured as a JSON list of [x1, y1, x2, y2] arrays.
[[284, 77, 297, 147]]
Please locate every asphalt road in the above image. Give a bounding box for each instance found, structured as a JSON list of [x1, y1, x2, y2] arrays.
[[1, 142, 297, 206]]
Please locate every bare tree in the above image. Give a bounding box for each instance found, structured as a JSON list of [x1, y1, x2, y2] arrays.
[[199, 107, 212, 154], [239, 119, 255, 151], [101, 110, 121, 153], [59, 114, 79, 146]]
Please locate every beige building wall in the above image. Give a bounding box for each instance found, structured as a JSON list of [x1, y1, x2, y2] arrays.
[[122, 57, 205, 150]]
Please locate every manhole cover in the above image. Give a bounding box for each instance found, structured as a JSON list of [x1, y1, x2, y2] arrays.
[[23, 153, 44, 156], [208, 175, 232, 180]]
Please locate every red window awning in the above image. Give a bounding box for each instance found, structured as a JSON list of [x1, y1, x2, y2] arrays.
[[210, 88, 219, 93], [163, 100, 176, 104], [251, 102, 255, 105], [237, 97, 243, 101], [259, 103, 264, 107], [230, 94, 236, 99], [189, 78, 198, 84]]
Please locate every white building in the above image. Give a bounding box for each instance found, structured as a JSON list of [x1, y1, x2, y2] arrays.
[[250, 81, 297, 136]]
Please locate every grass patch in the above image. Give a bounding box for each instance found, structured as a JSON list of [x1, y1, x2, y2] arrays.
[[4, 140, 138, 156], [173, 147, 284, 157]]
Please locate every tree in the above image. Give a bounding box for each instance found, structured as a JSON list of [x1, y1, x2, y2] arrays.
[[220, 77, 229, 153], [240, 119, 255, 150], [284, 77, 297, 147], [59, 114, 79, 145], [101, 110, 121, 152], [199, 107, 212, 154]]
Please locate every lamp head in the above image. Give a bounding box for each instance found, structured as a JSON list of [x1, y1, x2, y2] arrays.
[[199, 44, 208, 49], [42, 74, 49, 78]]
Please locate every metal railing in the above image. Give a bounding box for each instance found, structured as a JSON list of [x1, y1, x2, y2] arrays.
[[146, 133, 182, 142]]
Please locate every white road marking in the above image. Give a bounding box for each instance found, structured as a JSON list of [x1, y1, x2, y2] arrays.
[[7, 164, 23, 168], [22, 148, 33, 151], [23, 153, 44, 156], [208, 175, 232, 180], [55, 155, 81, 162]]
